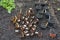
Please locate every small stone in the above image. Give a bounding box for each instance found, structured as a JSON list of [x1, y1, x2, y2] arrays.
[[26, 21, 29, 24], [29, 8, 32, 10], [33, 25, 37, 28], [17, 19, 20, 22], [32, 27, 36, 31], [25, 18, 28, 20], [25, 27, 29, 30], [36, 19, 39, 21], [15, 30, 19, 32], [23, 25, 27, 27], [28, 10, 31, 13], [25, 33, 30, 36], [35, 31, 39, 34], [22, 16, 25, 19]]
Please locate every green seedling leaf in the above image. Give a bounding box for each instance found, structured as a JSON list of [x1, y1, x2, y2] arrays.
[[0, 0, 15, 13]]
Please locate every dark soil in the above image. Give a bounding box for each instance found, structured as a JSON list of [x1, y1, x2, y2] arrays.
[[0, 0, 60, 40]]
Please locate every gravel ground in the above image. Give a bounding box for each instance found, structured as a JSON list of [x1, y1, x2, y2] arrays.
[[0, 0, 60, 40]]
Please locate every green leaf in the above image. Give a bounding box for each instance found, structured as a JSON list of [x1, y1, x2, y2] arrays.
[[9, 0, 14, 2], [0, 0, 15, 13]]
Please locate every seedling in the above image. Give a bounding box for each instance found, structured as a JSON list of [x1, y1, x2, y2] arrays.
[[0, 0, 15, 13]]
